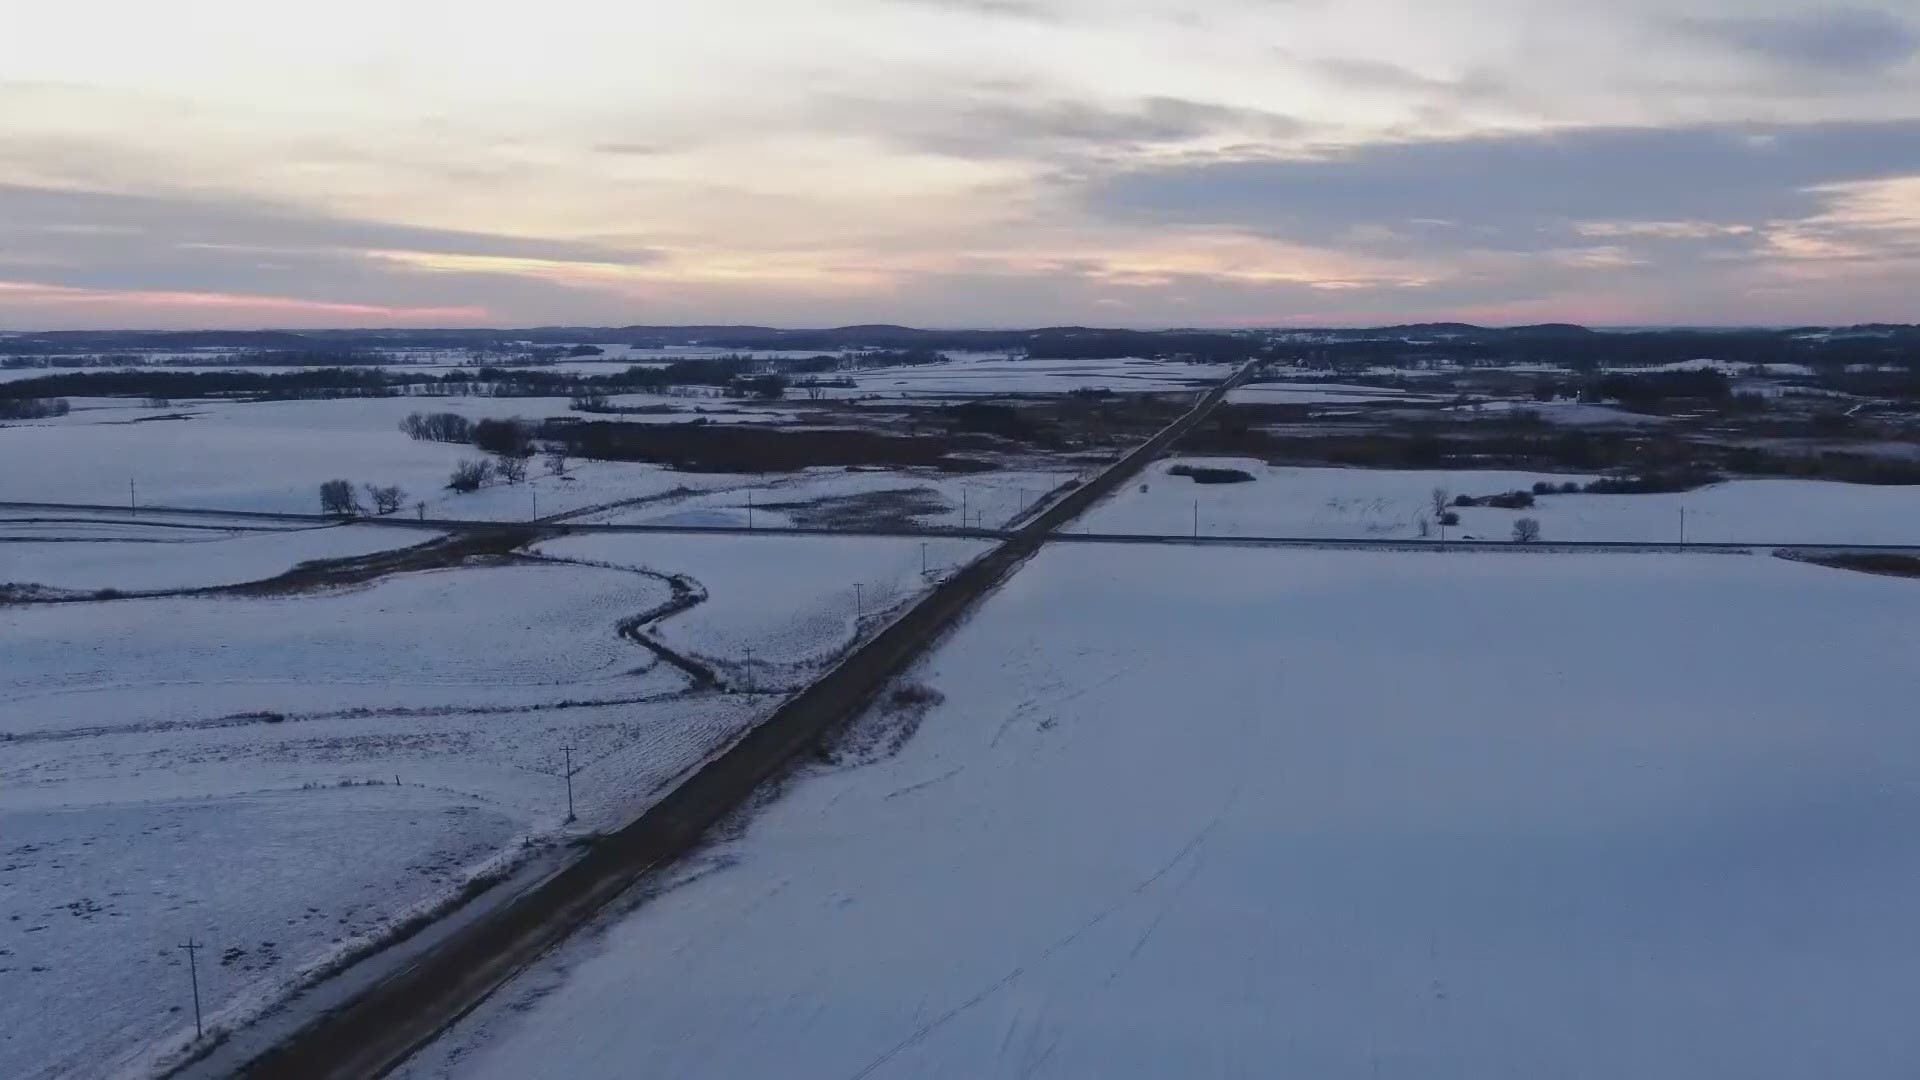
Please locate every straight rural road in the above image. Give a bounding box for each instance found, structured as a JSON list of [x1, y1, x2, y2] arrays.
[[186, 363, 1253, 1080]]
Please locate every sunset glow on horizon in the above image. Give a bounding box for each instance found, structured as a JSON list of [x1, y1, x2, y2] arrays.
[[4, 0, 1918, 329]]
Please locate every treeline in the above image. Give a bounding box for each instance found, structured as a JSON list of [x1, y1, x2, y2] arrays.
[[535, 419, 993, 473], [0, 350, 954, 403], [1186, 413, 1920, 486], [1271, 329, 1920, 373]]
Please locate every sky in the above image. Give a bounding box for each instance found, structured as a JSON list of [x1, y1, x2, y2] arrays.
[[2, 0, 1918, 330]]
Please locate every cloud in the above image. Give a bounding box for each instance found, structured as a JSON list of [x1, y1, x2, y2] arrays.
[[885, 0, 1058, 18], [0, 184, 651, 267], [1681, 7, 1920, 72], [1088, 120, 1920, 250], [0, 184, 665, 329], [832, 89, 1304, 162]]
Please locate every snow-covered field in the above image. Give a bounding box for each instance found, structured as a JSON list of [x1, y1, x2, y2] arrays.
[[0, 396, 571, 513], [569, 465, 1084, 530], [1, 562, 682, 735], [535, 533, 991, 683], [1228, 382, 1438, 405], [401, 546, 1920, 1080], [818, 356, 1229, 398], [0, 391, 1090, 524], [1, 521, 439, 593], [0, 395, 787, 519], [2, 523, 986, 1078], [1085, 457, 1920, 544]]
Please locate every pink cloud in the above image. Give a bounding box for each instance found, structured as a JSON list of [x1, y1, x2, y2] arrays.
[[0, 281, 490, 329]]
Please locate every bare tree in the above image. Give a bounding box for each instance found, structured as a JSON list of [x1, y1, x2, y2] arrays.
[[319, 479, 360, 516], [495, 452, 528, 485], [448, 458, 493, 493], [1430, 487, 1451, 519], [1512, 517, 1542, 543], [365, 483, 406, 515], [544, 447, 569, 477]]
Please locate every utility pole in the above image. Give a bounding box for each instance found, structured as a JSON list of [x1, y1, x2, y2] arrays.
[[1679, 506, 1687, 545], [960, 487, 968, 529], [560, 746, 577, 823], [854, 583, 863, 620], [179, 939, 203, 1039], [530, 487, 537, 521], [1193, 499, 1200, 539], [742, 646, 755, 693], [747, 489, 754, 530], [130, 478, 137, 513], [921, 541, 929, 576]]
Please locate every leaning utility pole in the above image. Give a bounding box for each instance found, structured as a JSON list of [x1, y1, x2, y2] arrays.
[[560, 747, 577, 823], [179, 938, 204, 1039]]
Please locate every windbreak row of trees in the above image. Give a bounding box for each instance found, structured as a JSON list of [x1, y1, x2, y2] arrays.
[[0, 349, 955, 403]]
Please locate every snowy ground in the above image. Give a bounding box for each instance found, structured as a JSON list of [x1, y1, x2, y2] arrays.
[[0, 392, 1089, 524], [1, 520, 439, 593], [401, 546, 1920, 1080], [566, 466, 1085, 530], [2, 528, 980, 1078], [1084, 457, 1920, 544], [815, 356, 1229, 398], [0, 396, 579, 514], [535, 533, 991, 685], [1228, 383, 1440, 405], [0, 394, 798, 521], [1, 562, 684, 735], [1436, 400, 1668, 426]]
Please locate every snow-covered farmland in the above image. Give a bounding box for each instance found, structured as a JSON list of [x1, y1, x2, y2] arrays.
[[570, 466, 1084, 530], [1086, 457, 1920, 544], [1228, 382, 1438, 405], [0, 395, 759, 519], [402, 546, 1920, 1080], [0, 521, 439, 593], [0, 393, 1080, 525], [0, 396, 567, 514], [535, 533, 991, 682], [819, 356, 1230, 398], [0, 562, 682, 734], [2, 522, 989, 1078]]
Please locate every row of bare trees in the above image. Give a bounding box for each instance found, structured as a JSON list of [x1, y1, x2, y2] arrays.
[[319, 480, 411, 517], [1420, 485, 1542, 543]]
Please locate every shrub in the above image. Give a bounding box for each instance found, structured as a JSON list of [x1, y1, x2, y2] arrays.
[[1168, 464, 1255, 484], [399, 411, 471, 443], [1484, 490, 1535, 510], [886, 682, 946, 711], [472, 417, 533, 457], [1438, 511, 1460, 527], [447, 458, 493, 492], [319, 479, 360, 516], [365, 483, 406, 515], [495, 453, 528, 484]]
